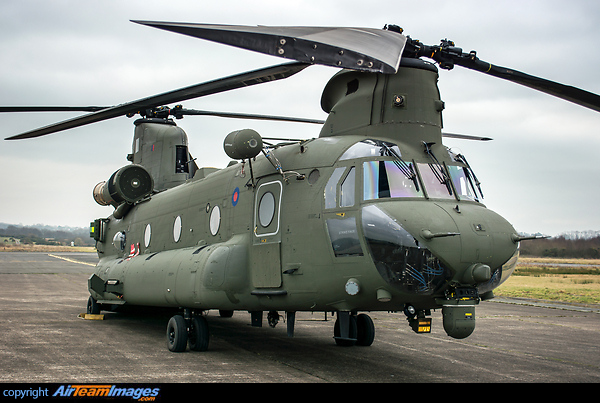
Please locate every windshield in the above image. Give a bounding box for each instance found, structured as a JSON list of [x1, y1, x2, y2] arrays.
[[416, 163, 455, 199], [363, 161, 423, 200], [447, 165, 478, 201], [340, 139, 484, 202]]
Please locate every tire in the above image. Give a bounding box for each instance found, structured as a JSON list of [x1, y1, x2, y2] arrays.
[[188, 316, 210, 352], [166, 315, 188, 352], [356, 314, 375, 346], [87, 296, 101, 314]]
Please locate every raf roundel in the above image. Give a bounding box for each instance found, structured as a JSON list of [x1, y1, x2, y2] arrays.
[[232, 187, 240, 207]]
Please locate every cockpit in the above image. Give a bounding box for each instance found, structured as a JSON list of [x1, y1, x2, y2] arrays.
[[323, 139, 504, 297]]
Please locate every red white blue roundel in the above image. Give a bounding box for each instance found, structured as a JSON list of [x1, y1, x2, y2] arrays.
[[232, 187, 240, 207]]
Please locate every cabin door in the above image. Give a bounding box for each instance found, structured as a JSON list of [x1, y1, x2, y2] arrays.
[[251, 180, 283, 288]]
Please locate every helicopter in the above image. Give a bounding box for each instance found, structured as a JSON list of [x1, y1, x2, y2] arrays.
[[3, 21, 600, 352]]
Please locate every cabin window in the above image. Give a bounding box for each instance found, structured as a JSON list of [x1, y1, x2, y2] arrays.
[[209, 206, 221, 236], [144, 224, 151, 247], [173, 216, 182, 242], [258, 192, 276, 227]]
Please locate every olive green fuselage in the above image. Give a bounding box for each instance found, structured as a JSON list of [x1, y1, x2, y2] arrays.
[[89, 60, 519, 332]]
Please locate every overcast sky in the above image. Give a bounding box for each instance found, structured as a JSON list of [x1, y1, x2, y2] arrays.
[[1, 0, 599, 236]]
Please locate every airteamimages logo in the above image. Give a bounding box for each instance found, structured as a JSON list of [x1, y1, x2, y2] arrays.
[[2, 385, 162, 401], [52, 385, 160, 400]]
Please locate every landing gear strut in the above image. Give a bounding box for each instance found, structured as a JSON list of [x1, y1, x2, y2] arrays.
[[166, 310, 209, 352], [334, 312, 375, 347]]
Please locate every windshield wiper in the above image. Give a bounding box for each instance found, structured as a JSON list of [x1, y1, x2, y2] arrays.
[[423, 142, 453, 196], [454, 153, 484, 199], [381, 142, 420, 192]]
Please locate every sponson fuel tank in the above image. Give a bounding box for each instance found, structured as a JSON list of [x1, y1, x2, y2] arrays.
[[89, 234, 249, 309]]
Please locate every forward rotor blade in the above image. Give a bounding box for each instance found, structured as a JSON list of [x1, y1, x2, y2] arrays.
[[459, 58, 600, 113], [132, 21, 407, 74], [407, 38, 600, 113], [5, 61, 308, 140], [442, 132, 492, 141]]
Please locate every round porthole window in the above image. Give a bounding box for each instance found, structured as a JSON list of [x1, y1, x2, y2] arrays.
[[173, 216, 182, 242], [144, 224, 151, 248], [258, 191, 276, 227], [210, 205, 221, 236]]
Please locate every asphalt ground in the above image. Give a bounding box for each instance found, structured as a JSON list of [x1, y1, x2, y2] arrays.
[[1, 251, 599, 383]]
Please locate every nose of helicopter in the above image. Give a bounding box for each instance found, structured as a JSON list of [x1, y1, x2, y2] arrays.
[[361, 201, 519, 296]]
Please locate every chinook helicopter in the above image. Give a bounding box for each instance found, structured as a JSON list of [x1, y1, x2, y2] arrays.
[[3, 21, 600, 352]]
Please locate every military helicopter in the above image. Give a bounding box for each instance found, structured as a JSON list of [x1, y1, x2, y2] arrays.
[[3, 21, 600, 352]]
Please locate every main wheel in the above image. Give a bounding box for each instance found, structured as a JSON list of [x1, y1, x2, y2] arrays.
[[188, 316, 209, 352], [166, 315, 188, 352], [356, 314, 375, 346], [87, 296, 101, 314]]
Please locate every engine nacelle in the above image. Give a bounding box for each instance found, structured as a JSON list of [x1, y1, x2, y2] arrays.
[[223, 129, 263, 160], [93, 164, 154, 207]]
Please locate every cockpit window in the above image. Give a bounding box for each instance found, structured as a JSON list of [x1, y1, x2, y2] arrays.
[[447, 165, 478, 201], [324, 167, 345, 209], [340, 139, 401, 160], [363, 161, 423, 200], [325, 166, 356, 209], [340, 167, 356, 207], [416, 163, 455, 199], [326, 216, 363, 257], [361, 205, 451, 294]]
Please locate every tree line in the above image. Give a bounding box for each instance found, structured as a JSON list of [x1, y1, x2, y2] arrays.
[[0, 224, 94, 247], [519, 235, 600, 258]]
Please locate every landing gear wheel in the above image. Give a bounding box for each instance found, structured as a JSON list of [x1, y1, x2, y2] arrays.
[[334, 315, 357, 347], [166, 315, 188, 352], [219, 310, 234, 318], [356, 313, 375, 346], [87, 296, 101, 314], [188, 316, 209, 352]]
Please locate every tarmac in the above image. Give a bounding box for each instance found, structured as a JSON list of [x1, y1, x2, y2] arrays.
[[1, 251, 599, 383]]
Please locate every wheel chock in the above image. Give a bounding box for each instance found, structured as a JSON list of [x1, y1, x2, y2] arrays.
[[78, 313, 105, 320]]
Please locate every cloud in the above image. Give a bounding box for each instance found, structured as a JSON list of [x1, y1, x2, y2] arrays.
[[1, 0, 599, 235]]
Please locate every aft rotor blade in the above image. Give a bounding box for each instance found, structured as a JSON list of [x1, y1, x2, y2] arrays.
[[5, 62, 308, 140], [132, 21, 407, 74], [0, 106, 107, 113], [175, 108, 324, 124]]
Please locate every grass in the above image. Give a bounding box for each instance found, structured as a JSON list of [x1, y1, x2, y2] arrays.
[[495, 256, 600, 306]]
